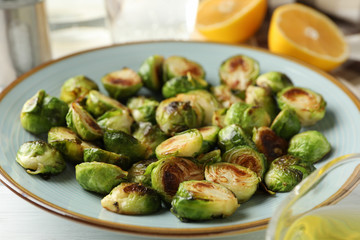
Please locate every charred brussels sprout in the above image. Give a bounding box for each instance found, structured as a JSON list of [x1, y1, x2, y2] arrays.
[[146, 157, 204, 203], [219, 55, 260, 98], [170, 180, 239, 222], [211, 85, 242, 108], [66, 102, 103, 141], [138, 55, 164, 91], [163, 56, 205, 82], [60, 75, 99, 104], [162, 74, 208, 98], [104, 129, 147, 161], [133, 122, 168, 159], [218, 124, 256, 152], [212, 108, 227, 128], [245, 85, 278, 121], [16, 140, 66, 176], [196, 149, 222, 165], [156, 97, 198, 135], [97, 109, 133, 134], [83, 148, 132, 170], [102, 67, 143, 100], [288, 130, 331, 163], [264, 155, 315, 192], [205, 162, 260, 203], [127, 96, 159, 124], [20, 90, 69, 134], [256, 71, 293, 93], [155, 129, 203, 159], [127, 159, 157, 186], [198, 126, 220, 153], [101, 182, 161, 215], [277, 86, 326, 126], [85, 90, 128, 118], [270, 108, 301, 140], [223, 145, 267, 179], [75, 162, 127, 194]]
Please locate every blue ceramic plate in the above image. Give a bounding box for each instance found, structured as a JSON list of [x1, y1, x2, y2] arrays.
[[1, 41, 360, 238]]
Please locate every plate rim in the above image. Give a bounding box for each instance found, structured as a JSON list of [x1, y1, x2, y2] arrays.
[[1, 40, 360, 238]]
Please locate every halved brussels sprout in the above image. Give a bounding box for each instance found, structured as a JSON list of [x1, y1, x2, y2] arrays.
[[223, 145, 267, 179], [162, 74, 208, 98], [288, 130, 331, 163], [97, 109, 133, 134], [66, 102, 103, 141], [60, 75, 99, 104], [211, 85, 243, 108], [155, 97, 198, 135], [20, 90, 69, 134], [170, 180, 239, 222], [127, 159, 157, 186], [212, 108, 227, 128], [16, 140, 66, 176], [83, 148, 132, 170], [133, 122, 168, 159], [205, 162, 260, 203], [127, 96, 159, 124], [102, 67, 143, 100], [85, 90, 128, 118], [219, 55, 260, 98], [48, 126, 96, 163], [146, 157, 204, 203], [256, 71, 293, 94], [270, 108, 301, 140], [103, 129, 147, 161], [162, 56, 205, 82], [218, 124, 256, 152], [155, 129, 203, 159], [245, 85, 278, 121], [196, 149, 222, 165], [277, 86, 326, 126], [101, 182, 161, 215], [198, 126, 220, 154], [252, 126, 288, 164], [264, 155, 315, 192], [138, 55, 164, 91], [75, 161, 127, 194]]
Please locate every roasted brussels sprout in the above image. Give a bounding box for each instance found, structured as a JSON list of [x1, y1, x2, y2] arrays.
[[60, 75, 99, 104], [211, 85, 242, 108], [219, 55, 260, 98], [170, 180, 239, 222], [101, 182, 161, 215], [155, 129, 203, 159], [102, 67, 143, 100], [138, 54, 164, 91], [155, 97, 198, 135], [218, 124, 256, 152], [224, 101, 271, 135], [127, 159, 157, 186], [288, 130, 331, 163], [252, 126, 288, 164], [146, 157, 204, 203], [277, 86, 326, 126], [162, 56, 205, 82], [256, 71, 293, 93], [270, 108, 301, 140], [75, 162, 127, 194], [133, 122, 168, 159], [196, 149, 222, 165], [97, 109, 133, 134], [205, 162, 260, 203], [127, 96, 159, 124], [83, 148, 132, 170], [16, 140, 66, 176], [223, 145, 267, 179], [264, 155, 315, 192], [66, 102, 103, 141], [198, 126, 220, 153], [20, 90, 69, 134], [212, 108, 227, 128], [48, 126, 96, 163], [85, 90, 128, 118], [245, 85, 278, 120], [103, 129, 147, 161], [162, 74, 208, 98]]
